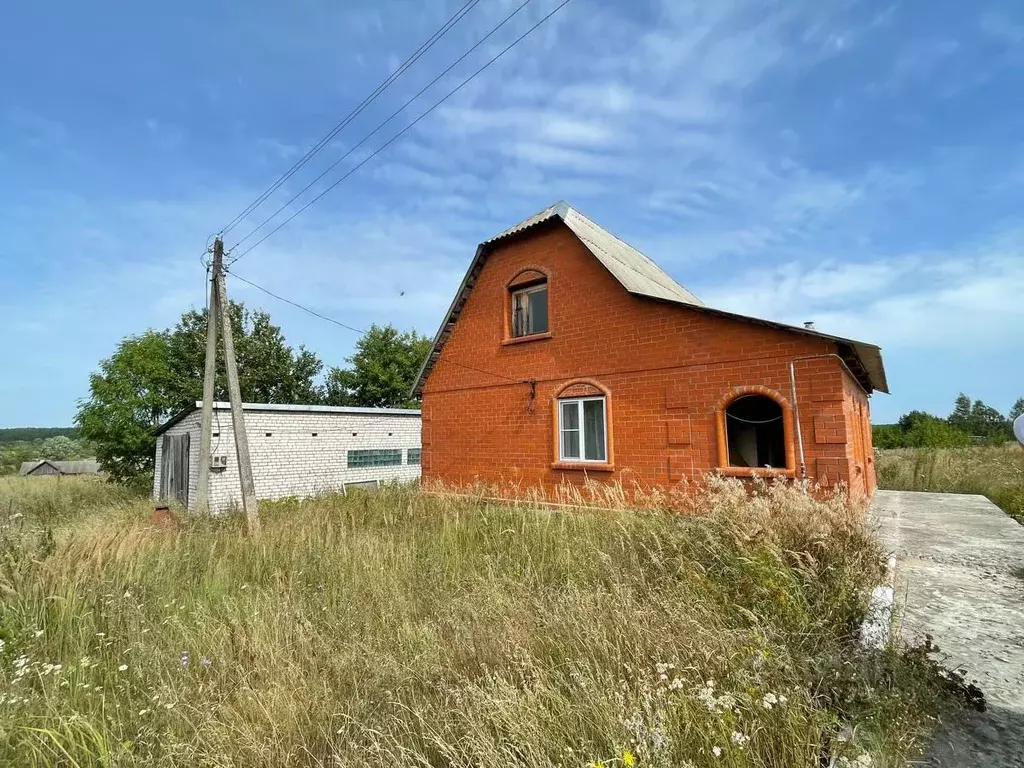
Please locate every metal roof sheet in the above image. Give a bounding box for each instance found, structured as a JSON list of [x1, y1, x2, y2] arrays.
[[485, 201, 703, 306], [412, 201, 888, 396], [154, 402, 421, 436], [19, 459, 102, 475]]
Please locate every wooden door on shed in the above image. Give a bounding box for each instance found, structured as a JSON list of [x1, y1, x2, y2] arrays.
[[159, 433, 190, 505]]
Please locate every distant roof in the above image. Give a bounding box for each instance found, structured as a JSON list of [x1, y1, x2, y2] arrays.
[[412, 201, 888, 396], [19, 459, 102, 476], [154, 401, 422, 436]]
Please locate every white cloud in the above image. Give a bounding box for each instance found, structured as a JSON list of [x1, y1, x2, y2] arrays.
[[696, 234, 1024, 352]]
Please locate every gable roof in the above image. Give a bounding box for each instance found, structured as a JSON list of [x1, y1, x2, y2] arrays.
[[19, 459, 102, 475], [486, 201, 704, 306], [412, 202, 888, 396]]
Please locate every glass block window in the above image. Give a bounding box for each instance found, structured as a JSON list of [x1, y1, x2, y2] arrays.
[[407, 448, 421, 465], [347, 449, 402, 468]]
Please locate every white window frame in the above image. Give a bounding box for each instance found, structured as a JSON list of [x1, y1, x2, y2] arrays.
[[510, 282, 548, 337], [558, 396, 607, 463]]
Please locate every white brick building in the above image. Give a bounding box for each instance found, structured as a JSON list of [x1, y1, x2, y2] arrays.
[[153, 402, 421, 512]]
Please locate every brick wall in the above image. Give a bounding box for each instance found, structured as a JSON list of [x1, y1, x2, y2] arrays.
[[421, 222, 877, 497], [154, 408, 421, 512]]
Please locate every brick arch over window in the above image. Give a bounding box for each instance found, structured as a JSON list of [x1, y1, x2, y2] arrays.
[[551, 378, 614, 470], [504, 266, 552, 342], [506, 266, 550, 289], [714, 385, 796, 477]]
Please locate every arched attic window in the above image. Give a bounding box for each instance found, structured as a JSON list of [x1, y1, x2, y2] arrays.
[[724, 394, 788, 469], [508, 269, 548, 338]]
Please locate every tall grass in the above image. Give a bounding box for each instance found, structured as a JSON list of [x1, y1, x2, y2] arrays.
[[0, 475, 145, 526], [0, 480, 951, 767], [876, 444, 1024, 520]]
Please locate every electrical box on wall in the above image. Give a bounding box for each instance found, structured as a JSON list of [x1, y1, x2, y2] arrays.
[[211, 455, 228, 470]]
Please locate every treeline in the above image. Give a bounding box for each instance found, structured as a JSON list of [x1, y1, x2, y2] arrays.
[[0, 427, 79, 444], [874, 393, 1024, 449], [76, 301, 431, 486], [0, 434, 95, 475]]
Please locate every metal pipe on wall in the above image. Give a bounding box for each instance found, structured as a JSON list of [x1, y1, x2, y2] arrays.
[[788, 353, 869, 495]]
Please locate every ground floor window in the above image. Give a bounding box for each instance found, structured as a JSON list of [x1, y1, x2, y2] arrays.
[[725, 394, 787, 468], [347, 449, 402, 468], [558, 396, 607, 462], [407, 448, 421, 465]]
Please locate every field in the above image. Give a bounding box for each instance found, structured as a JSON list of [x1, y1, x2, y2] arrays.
[[0, 475, 955, 767], [876, 444, 1024, 520]]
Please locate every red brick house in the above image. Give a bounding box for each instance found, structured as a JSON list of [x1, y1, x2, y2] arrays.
[[412, 202, 887, 498]]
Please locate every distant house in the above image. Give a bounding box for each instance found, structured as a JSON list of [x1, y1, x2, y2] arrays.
[[19, 459, 102, 477], [153, 401, 422, 512], [413, 201, 888, 499]]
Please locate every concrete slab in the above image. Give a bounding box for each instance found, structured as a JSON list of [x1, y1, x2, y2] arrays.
[[870, 490, 1024, 767]]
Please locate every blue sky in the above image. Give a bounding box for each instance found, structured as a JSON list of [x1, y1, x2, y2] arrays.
[[2, 0, 1023, 427]]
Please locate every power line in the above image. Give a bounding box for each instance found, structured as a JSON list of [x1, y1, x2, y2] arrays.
[[227, 0, 537, 257], [218, 0, 483, 238], [227, 0, 570, 264], [225, 268, 526, 386], [227, 269, 365, 335]]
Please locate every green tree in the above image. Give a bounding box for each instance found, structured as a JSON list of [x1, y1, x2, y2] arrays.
[[39, 435, 79, 460], [323, 324, 431, 409], [949, 392, 972, 432], [903, 418, 971, 448], [1010, 397, 1024, 422], [77, 302, 323, 486]]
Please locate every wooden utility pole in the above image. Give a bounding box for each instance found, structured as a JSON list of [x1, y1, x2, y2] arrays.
[[209, 238, 261, 533], [194, 243, 220, 514]]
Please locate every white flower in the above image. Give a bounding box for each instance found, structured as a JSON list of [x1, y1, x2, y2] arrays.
[[712, 746, 722, 757], [118, 664, 128, 672], [856, 755, 872, 767], [731, 731, 749, 749], [33, 630, 44, 638], [762, 692, 778, 709], [669, 677, 684, 691]]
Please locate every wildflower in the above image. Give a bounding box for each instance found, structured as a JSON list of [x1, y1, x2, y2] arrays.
[[761, 692, 778, 709], [33, 630, 44, 638], [118, 664, 129, 672], [668, 677, 684, 691], [200, 656, 212, 668], [179, 651, 190, 668], [712, 746, 722, 758], [731, 731, 749, 749], [622, 750, 637, 766]]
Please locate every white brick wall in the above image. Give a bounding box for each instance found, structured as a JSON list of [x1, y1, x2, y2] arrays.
[[153, 405, 421, 512]]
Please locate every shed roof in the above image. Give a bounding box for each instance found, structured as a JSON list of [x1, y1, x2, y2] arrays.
[[412, 201, 888, 396], [19, 459, 102, 475], [154, 401, 422, 437]]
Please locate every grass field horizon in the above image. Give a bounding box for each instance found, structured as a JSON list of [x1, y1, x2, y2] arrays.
[[876, 443, 1024, 521], [0, 476, 956, 766]]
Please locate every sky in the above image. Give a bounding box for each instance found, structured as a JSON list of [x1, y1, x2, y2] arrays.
[[2, 0, 1023, 427]]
